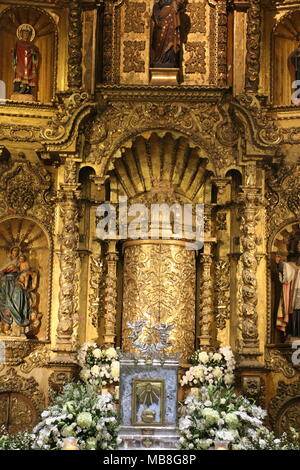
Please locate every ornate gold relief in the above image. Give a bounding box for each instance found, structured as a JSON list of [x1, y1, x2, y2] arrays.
[[185, 43, 206, 74], [68, 1, 83, 90], [103, 243, 118, 346], [214, 258, 230, 330], [87, 96, 235, 175], [122, 241, 196, 361], [89, 255, 105, 329], [238, 179, 262, 364], [265, 348, 296, 379], [57, 186, 81, 348], [245, 0, 261, 92], [0, 158, 54, 229], [48, 369, 77, 393], [269, 379, 300, 435], [124, 2, 146, 33], [123, 41, 145, 73], [186, 2, 206, 34], [20, 344, 50, 374], [0, 368, 45, 414], [199, 252, 214, 348]]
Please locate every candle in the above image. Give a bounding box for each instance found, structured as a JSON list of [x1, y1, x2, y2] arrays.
[[62, 437, 79, 450], [214, 440, 229, 450]]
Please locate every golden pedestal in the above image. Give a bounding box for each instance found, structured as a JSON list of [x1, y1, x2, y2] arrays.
[[149, 68, 179, 86], [10, 94, 34, 102]]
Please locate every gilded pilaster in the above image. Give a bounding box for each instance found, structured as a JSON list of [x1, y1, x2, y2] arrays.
[[198, 245, 214, 350], [103, 241, 119, 347], [245, 0, 261, 93], [56, 159, 81, 351], [68, 1, 83, 90], [238, 164, 263, 366]]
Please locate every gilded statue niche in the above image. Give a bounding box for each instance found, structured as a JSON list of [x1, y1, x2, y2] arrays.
[[272, 10, 300, 106], [122, 241, 196, 361], [0, 6, 58, 103], [0, 216, 51, 340], [100, 132, 214, 360], [268, 222, 300, 344]]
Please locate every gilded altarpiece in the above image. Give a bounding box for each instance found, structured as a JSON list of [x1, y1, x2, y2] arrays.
[[122, 241, 196, 360]]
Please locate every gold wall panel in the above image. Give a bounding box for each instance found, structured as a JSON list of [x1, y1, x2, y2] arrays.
[[122, 240, 196, 361]]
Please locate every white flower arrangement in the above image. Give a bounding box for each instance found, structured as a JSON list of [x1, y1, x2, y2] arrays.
[[32, 382, 120, 450], [178, 386, 300, 451], [181, 346, 236, 388], [78, 342, 120, 388]]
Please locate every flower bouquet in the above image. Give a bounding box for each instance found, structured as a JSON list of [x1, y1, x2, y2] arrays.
[[78, 342, 120, 390], [181, 346, 236, 388]]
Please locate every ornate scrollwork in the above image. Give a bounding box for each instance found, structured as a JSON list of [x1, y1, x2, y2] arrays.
[[0, 368, 45, 412], [56, 189, 81, 348], [41, 92, 93, 144], [245, 0, 261, 92], [20, 344, 50, 374], [214, 258, 230, 330], [265, 348, 296, 379], [86, 97, 235, 175], [89, 255, 105, 329], [238, 182, 263, 363], [269, 379, 300, 435], [68, 1, 83, 90], [0, 158, 54, 232]]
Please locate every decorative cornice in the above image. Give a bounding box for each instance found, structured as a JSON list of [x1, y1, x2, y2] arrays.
[[96, 85, 230, 103]]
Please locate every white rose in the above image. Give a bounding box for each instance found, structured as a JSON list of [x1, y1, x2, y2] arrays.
[[93, 348, 102, 359], [80, 368, 91, 381], [212, 353, 222, 362], [91, 365, 100, 376], [105, 348, 118, 360], [197, 352, 209, 364]]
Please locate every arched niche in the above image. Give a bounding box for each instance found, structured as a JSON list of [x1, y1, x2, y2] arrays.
[[268, 221, 300, 343], [0, 6, 57, 103], [101, 132, 214, 361], [272, 11, 300, 106], [0, 216, 51, 340]]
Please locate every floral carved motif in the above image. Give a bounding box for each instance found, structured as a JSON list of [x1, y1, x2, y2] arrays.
[[265, 348, 296, 379], [123, 41, 145, 73], [269, 379, 300, 435], [68, 1, 83, 89], [238, 182, 262, 363], [186, 2, 206, 34], [89, 255, 105, 329], [0, 158, 54, 232], [214, 258, 230, 330], [0, 368, 45, 412], [57, 187, 80, 348], [245, 0, 261, 92], [124, 2, 146, 33], [185, 42, 206, 74]]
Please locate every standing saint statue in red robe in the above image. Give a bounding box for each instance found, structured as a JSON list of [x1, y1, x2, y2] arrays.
[[12, 24, 39, 98], [150, 0, 187, 69]]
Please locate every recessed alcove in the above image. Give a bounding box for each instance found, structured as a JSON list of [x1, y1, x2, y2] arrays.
[[272, 10, 300, 106], [0, 6, 57, 103]]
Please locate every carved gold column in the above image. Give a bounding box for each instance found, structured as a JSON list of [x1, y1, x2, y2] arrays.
[[238, 164, 262, 366], [198, 247, 214, 350], [68, 1, 83, 90], [56, 159, 81, 351], [103, 241, 118, 347], [245, 0, 261, 93], [122, 240, 196, 362], [217, 0, 228, 87]]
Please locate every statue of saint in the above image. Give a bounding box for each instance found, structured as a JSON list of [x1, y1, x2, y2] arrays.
[[12, 24, 39, 97], [0, 247, 31, 333], [150, 0, 186, 68], [290, 43, 300, 83], [276, 239, 300, 337]]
